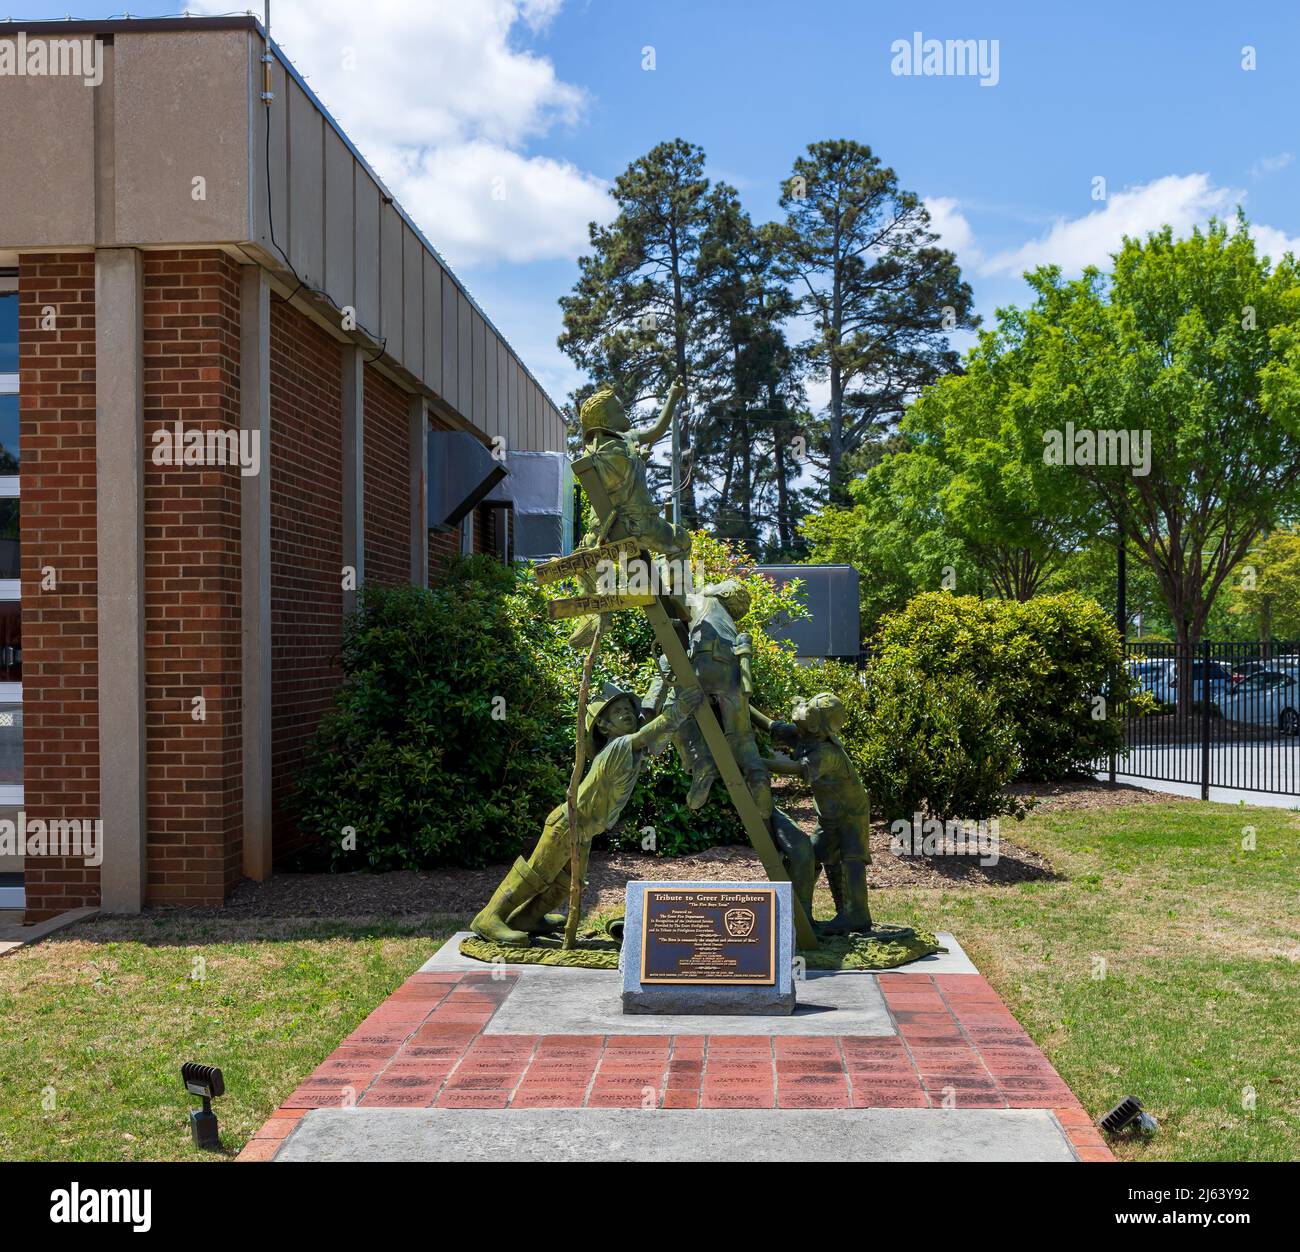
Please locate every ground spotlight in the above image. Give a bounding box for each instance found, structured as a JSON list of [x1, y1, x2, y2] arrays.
[[181, 1062, 225, 1150], [1100, 1095, 1158, 1137]]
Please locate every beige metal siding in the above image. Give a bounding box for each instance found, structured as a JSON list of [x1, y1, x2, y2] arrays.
[[286, 77, 323, 285], [402, 225, 423, 375], [323, 125, 355, 302], [379, 201, 402, 346], [456, 290, 473, 418], [484, 331, 499, 439], [422, 252, 442, 395], [0, 20, 567, 450], [352, 179, 380, 335]]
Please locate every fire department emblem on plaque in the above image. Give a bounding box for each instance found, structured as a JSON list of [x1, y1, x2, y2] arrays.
[[723, 908, 756, 938]]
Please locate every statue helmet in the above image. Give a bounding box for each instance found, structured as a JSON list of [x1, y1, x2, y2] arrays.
[[701, 578, 752, 622], [584, 681, 638, 755], [801, 692, 846, 738], [579, 385, 630, 437]]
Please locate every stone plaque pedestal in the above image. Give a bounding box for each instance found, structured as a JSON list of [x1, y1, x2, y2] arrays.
[[620, 880, 795, 1015]]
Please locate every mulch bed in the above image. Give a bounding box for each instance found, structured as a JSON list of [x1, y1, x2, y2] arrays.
[[188, 779, 1174, 922]]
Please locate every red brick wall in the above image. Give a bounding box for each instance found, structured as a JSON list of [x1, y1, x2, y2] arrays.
[[362, 366, 410, 586], [269, 299, 343, 858], [18, 254, 99, 921], [141, 251, 244, 906]]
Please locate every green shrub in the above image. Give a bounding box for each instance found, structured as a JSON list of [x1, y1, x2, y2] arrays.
[[873, 590, 1125, 779], [295, 560, 578, 870], [777, 656, 1020, 824], [854, 656, 1022, 822]]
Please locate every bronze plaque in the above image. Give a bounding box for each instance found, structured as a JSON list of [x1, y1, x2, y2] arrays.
[[640, 887, 777, 985]]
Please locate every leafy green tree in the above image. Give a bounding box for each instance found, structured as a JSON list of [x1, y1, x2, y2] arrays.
[[1021, 216, 1300, 679], [693, 193, 813, 552], [774, 138, 977, 494], [1227, 527, 1300, 643], [801, 450, 959, 633]]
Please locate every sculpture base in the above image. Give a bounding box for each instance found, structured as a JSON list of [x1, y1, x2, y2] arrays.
[[803, 927, 943, 971], [458, 934, 620, 969], [458, 926, 943, 972]]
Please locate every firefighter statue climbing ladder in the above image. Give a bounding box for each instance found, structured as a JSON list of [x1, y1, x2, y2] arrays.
[[567, 452, 818, 951]]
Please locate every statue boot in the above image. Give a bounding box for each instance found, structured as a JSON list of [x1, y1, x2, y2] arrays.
[[820, 859, 873, 935], [816, 861, 847, 935], [686, 761, 719, 809], [470, 857, 549, 947], [507, 868, 572, 935]]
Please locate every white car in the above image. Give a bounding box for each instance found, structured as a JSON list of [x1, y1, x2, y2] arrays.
[[1130, 658, 1234, 709], [1220, 668, 1300, 735]]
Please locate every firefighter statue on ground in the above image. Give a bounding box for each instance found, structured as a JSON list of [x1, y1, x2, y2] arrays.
[[470, 683, 704, 947], [760, 693, 875, 936]]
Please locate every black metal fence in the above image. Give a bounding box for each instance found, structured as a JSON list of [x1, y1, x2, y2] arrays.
[[1106, 640, 1300, 798]]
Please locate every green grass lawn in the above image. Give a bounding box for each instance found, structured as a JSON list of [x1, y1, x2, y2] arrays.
[[0, 916, 457, 1162], [878, 798, 1300, 1162], [0, 796, 1296, 1162]]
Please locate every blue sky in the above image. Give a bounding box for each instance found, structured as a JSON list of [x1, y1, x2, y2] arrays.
[[39, 1, 1300, 409]]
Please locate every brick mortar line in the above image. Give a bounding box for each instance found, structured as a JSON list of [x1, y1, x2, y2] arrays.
[[927, 977, 1010, 1109], [435, 974, 520, 1104], [504, 1033, 544, 1107], [836, 1035, 854, 1106], [880, 974, 937, 1109], [356, 975, 461, 1103], [579, 1037, 609, 1108]]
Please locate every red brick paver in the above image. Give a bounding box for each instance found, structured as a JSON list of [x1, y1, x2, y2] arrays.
[[238, 968, 1113, 1160]]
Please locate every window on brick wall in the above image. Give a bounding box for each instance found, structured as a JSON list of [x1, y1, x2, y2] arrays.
[[0, 270, 21, 812]]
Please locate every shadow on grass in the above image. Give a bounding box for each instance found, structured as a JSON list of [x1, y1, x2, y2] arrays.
[[37, 911, 473, 949]]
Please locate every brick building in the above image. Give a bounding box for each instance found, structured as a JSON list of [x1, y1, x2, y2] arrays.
[[0, 16, 571, 919]]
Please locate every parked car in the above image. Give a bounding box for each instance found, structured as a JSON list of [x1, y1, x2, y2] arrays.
[[1128, 658, 1233, 709], [1220, 667, 1300, 734], [1230, 660, 1272, 686]]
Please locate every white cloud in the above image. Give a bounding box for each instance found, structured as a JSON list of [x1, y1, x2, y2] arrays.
[[1251, 223, 1300, 264], [198, 0, 610, 268], [981, 174, 1241, 278], [1251, 152, 1294, 179], [373, 139, 609, 266], [924, 195, 976, 258]]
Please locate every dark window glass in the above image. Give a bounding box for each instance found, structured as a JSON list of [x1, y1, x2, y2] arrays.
[[0, 500, 16, 580], [0, 291, 16, 373], [0, 602, 17, 682], [0, 704, 20, 786], [0, 395, 17, 473]]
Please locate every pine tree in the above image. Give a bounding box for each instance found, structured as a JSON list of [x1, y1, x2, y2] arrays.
[[774, 139, 977, 496], [559, 139, 715, 526]]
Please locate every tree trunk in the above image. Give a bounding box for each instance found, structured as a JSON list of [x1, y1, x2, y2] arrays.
[[774, 435, 791, 553]]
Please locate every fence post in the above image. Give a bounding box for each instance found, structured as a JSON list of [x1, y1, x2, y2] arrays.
[[1200, 640, 1212, 801], [1108, 640, 1121, 785]]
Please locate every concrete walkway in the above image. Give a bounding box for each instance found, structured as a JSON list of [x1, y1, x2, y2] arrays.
[[240, 931, 1111, 1163], [276, 1106, 1079, 1163]]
